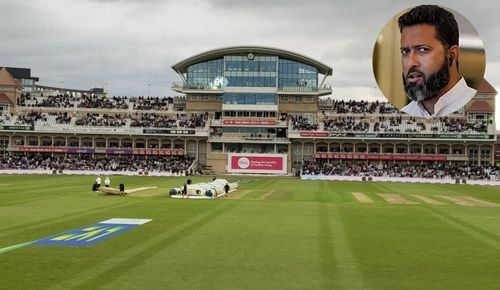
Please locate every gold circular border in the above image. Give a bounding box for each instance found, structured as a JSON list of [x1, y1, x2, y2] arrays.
[[372, 7, 486, 109]]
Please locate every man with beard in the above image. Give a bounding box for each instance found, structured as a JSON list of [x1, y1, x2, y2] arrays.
[[399, 5, 476, 118]]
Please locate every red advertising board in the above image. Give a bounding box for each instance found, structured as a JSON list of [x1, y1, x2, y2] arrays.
[[19, 146, 71, 153], [228, 154, 287, 174], [17, 146, 184, 156], [300, 131, 328, 137], [314, 153, 448, 161], [223, 119, 277, 126], [132, 149, 185, 156]]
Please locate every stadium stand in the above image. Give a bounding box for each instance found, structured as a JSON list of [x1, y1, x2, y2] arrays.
[[1, 47, 496, 180], [0, 153, 193, 173], [3, 89, 496, 179], [301, 160, 497, 180]]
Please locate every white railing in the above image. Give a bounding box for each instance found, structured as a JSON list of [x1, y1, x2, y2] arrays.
[[301, 174, 500, 186]]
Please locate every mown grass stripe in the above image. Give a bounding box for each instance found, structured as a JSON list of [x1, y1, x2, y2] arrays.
[[319, 203, 367, 290], [47, 202, 237, 290], [421, 207, 500, 251], [318, 203, 336, 289], [0, 199, 140, 239], [0, 241, 36, 255]]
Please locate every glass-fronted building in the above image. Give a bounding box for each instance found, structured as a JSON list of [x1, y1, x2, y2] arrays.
[[171, 46, 333, 173], [172, 46, 332, 112]]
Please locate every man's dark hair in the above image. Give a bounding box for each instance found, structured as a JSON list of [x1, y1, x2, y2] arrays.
[[398, 5, 459, 48]]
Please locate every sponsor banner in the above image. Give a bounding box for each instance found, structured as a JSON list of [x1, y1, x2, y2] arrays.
[[377, 133, 435, 139], [314, 153, 448, 161], [143, 128, 195, 135], [34, 218, 151, 246], [300, 131, 328, 137], [228, 154, 287, 174], [458, 134, 494, 139], [106, 148, 134, 155], [17, 146, 184, 156], [223, 119, 277, 126], [329, 132, 377, 138], [18, 146, 71, 153], [67, 147, 95, 154], [132, 149, 184, 156], [299, 131, 493, 140], [377, 133, 494, 139], [0, 125, 34, 131]]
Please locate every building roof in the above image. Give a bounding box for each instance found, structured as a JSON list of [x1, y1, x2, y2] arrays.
[[467, 100, 493, 112], [0, 67, 39, 82], [477, 79, 497, 94], [172, 46, 333, 76], [0, 68, 18, 86], [0, 93, 13, 105]]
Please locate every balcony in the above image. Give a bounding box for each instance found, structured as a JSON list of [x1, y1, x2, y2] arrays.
[[209, 133, 289, 144], [171, 82, 223, 94], [277, 85, 332, 96]]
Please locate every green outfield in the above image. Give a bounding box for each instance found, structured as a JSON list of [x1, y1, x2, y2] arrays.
[[1, 174, 500, 290]]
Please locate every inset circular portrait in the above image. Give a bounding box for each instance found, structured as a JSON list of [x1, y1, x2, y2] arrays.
[[372, 5, 485, 118]]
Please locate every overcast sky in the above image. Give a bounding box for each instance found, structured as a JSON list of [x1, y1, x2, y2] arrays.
[[1, 0, 499, 119]]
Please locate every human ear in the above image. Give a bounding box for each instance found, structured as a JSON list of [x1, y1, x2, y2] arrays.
[[448, 45, 459, 67]]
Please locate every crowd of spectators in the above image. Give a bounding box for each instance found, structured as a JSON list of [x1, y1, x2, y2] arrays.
[[130, 96, 172, 110], [379, 102, 400, 114], [78, 95, 128, 110], [17, 93, 186, 111], [17, 93, 77, 108], [9, 112, 71, 126], [129, 113, 208, 128], [178, 113, 208, 128], [302, 160, 497, 180], [53, 112, 72, 124], [0, 153, 193, 173], [15, 112, 46, 126], [323, 116, 369, 132], [0, 113, 12, 124], [319, 99, 399, 115], [10, 95, 492, 135], [292, 115, 318, 130], [432, 118, 489, 133], [130, 113, 178, 128], [373, 116, 426, 133], [75, 113, 127, 127], [332, 100, 379, 114], [293, 113, 488, 134]]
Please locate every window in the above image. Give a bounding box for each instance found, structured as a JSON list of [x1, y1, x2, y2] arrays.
[[82, 140, 93, 147], [223, 93, 276, 105], [96, 141, 106, 148], [278, 59, 318, 90], [226, 76, 276, 87], [187, 59, 224, 89]]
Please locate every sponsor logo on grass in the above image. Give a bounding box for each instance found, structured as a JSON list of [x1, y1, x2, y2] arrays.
[[33, 218, 151, 246]]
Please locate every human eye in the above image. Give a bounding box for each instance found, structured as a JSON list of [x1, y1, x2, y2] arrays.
[[417, 46, 430, 53], [400, 48, 409, 55]]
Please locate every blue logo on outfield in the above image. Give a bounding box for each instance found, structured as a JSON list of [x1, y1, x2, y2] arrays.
[[32, 219, 152, 247], [34, 223, 137, 246]]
